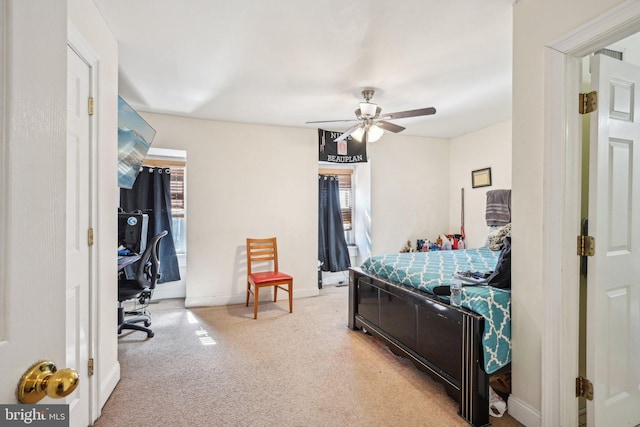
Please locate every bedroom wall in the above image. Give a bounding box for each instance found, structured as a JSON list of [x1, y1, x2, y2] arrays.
[[367, 133, 450, 255], [448, 120, 512, 249], [141, 112, 449, 303], [140, 114, 319, 306], [511, 0, 627, 424]]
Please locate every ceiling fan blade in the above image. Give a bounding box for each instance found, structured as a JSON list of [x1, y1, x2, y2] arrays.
[[381, 107, 436, 120], [306, 119, 358, 124], [377, 120, 405, 133], [334, 124, 362, 142]]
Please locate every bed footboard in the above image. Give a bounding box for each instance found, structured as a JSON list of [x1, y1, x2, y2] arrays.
[[348, 267, 491, 427]]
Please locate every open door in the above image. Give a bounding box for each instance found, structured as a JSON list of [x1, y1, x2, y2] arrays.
[[0, 7, 91, 426], [66, 45, 93, 427], [586, 53, 640, 426]]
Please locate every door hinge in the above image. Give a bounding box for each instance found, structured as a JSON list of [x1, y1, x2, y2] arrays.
[[576, 376, 593, 400], [577, 235, 595, 257], [88, 97, 95, 116], [88, 228, 94, 246], [88, 358, 94, 377], [579, 91, 598, 114]]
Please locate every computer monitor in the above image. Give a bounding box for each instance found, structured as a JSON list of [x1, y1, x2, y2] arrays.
[[118, 212, 149, 255]]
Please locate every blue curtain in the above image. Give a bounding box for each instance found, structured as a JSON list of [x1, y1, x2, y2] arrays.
[[120, 166, 181, 283], [318, 175, 350, 272]]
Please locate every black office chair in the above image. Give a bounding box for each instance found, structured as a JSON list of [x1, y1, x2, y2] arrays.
[[118, 230, 168, 338]]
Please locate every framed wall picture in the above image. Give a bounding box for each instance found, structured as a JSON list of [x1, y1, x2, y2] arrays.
[[472, 167, 492, 188]]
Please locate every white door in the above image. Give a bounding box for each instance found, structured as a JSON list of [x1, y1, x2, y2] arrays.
[[66, 45, 92, 427], [0, 6, 92, 423], [587, 53, 640, 426]]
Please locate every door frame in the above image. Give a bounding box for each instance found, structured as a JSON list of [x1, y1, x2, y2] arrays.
[[0, 1, 6, 344], [67, 24, 100, 423], [542, 2, 640, 426]]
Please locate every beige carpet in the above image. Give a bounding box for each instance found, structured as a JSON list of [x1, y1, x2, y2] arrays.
[[95, 285, 523, 427]]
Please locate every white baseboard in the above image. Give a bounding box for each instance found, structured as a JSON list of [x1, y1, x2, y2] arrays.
[[153, 286, 186, 300], [185, 288, 320, 308], [185, 295, 240, 307], [321, 270, 350, 285], [507, 395, 541, 427], [98, 362, 120, 411]]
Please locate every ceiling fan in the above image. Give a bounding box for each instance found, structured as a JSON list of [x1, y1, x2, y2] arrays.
[[306, 89, 436, 143]]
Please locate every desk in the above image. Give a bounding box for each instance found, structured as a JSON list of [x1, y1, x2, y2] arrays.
[[118, 254, 140, 271]]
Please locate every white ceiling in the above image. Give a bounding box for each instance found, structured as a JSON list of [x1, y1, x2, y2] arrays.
[[93, 0, 514, 139]]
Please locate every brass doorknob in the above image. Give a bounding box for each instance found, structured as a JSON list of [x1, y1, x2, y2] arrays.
[[17, 361, 79, 404]]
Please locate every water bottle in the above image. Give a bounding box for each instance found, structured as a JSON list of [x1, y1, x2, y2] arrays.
[[450, 275, 462, 306]]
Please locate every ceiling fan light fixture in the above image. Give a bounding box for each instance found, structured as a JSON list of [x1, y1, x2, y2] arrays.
[[308, 88, 436, 143], [359, 102, 377, 118], [351, 125, 365, 142], [367, 124, 384, 142]]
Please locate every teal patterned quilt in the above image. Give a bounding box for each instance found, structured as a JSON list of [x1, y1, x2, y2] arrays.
[[360, 248, 511, 374]]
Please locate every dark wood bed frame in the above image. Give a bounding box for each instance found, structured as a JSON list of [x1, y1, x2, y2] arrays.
[[348, 267, 509, 427]]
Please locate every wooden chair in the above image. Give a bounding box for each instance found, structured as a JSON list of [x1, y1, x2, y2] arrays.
[[246, 237, 293, 319]]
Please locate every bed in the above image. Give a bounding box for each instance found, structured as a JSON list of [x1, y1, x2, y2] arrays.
[[348, 247, 511, 427]]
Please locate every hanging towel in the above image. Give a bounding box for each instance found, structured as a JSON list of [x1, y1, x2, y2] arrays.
[[486, 189, 511, 226]]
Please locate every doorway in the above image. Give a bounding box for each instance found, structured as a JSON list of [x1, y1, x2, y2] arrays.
[[144, 148, 188, 300], [577, 36, 640, 425], [318, 163, 370, 287], [582, 42, 640, 426], [542, 5, 640, 426]]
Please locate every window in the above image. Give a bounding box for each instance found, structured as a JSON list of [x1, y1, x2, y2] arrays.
[[168, 165, 186, 254], [145, 157, 187, 255], [319, 168, 353, 231], [337, 173, 352, 231]]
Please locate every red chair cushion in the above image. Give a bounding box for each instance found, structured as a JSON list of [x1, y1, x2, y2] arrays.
[[249, 271, 293, 284]]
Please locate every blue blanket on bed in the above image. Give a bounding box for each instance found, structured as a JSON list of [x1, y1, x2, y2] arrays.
[[360, 248, 511, 374]]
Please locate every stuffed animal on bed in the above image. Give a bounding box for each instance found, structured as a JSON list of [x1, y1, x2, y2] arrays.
[[400, 240, 413, 253]]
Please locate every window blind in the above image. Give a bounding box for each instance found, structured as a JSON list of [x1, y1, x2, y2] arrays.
[[338, 173, 352, 230], [144, 159, 186, 219], [170, 167, 185, 218]]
